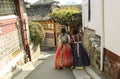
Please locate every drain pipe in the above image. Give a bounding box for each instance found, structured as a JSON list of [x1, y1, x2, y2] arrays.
[[100, 0, 105, 71]]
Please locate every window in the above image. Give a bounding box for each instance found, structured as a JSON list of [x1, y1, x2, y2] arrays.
[[0, 0, 16, 16], [88, 0, 91, 21], [43, 24, 54, 29]]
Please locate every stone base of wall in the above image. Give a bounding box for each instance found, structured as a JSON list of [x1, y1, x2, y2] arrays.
[[83, 28, 101, 70], [83, 28, 120, 79], [0, 44, 42, 78], [30, 44, 41, 61], [41, 38, 55, 47], [0, 52, 25, 78], [104, 48, 120, 79]]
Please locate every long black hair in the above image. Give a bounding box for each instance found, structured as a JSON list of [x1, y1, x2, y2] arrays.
[[72, 28, 79, 35], [61, 28, 66, 35]]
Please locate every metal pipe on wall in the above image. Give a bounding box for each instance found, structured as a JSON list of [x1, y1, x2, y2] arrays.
[[100, 0, 105, 71]]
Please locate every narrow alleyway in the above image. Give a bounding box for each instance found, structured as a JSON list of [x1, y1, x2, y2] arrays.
[[25, 47, 75, 79], [25, 56, 75, 79], [13, 47, 92, 79]]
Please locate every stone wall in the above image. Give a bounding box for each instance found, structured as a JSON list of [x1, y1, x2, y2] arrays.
[[83, 28, 101, 70], [83, 28, 120, 79], [104, 48, 120, 79]]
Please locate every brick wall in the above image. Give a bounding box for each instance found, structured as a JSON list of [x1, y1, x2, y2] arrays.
[[0, 17, 21, 71]]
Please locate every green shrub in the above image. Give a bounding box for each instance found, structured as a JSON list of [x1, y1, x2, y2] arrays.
[[29, 21, 45, 46]]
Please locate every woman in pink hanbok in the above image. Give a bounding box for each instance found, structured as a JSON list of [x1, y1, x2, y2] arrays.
[[54, 28, 73, 70]]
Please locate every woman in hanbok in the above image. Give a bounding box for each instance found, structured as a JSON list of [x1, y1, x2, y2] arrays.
[[54, 28, 73, 70], [71, 28, 90, 69]]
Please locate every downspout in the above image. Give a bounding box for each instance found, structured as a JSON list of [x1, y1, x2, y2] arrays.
[[100, 0, 105, 71]]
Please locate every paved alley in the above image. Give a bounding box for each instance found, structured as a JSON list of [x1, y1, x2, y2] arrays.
[[25, 56, 75, 79], [12, 47, 93, 79]]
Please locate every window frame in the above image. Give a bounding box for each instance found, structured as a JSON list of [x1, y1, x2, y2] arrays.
[[88, 0, 91, 21]]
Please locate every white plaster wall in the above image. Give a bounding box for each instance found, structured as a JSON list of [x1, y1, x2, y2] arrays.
[[82, 0, 103, 34], [104, 0, 120, 56], [82, 0, 89, 28], [88, 0, 103, 36], [93, 0, 103, 36], [87, 0, 95, 30]]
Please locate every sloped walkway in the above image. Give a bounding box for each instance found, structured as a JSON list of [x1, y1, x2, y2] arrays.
[[12, 46, 91, 79], [25, 56, 75, 79], [3, 46, 110, 79]]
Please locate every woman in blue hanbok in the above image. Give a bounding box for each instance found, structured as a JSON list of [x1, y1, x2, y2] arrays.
[[71, 28, 90, 69]]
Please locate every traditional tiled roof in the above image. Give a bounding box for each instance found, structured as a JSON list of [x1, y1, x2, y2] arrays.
[[26, 0, 58, 21], [32, 0, 58, 6], [26, 6, 52, 21]]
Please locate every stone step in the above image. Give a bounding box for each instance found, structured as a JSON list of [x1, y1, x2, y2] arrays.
[[85, 66, 101, 79], [73, 69, 91, 79]]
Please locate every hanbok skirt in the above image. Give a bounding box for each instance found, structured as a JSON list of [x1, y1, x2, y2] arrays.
[[71, 42, 90, 67], [54, 43, 73, 68]]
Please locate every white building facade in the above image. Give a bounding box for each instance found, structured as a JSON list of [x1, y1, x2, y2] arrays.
[[82, 0, 120, 79]]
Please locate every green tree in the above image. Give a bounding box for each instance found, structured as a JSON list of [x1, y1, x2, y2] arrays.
[[51, 6, 82, 27], [29, 21, 45, 47]]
